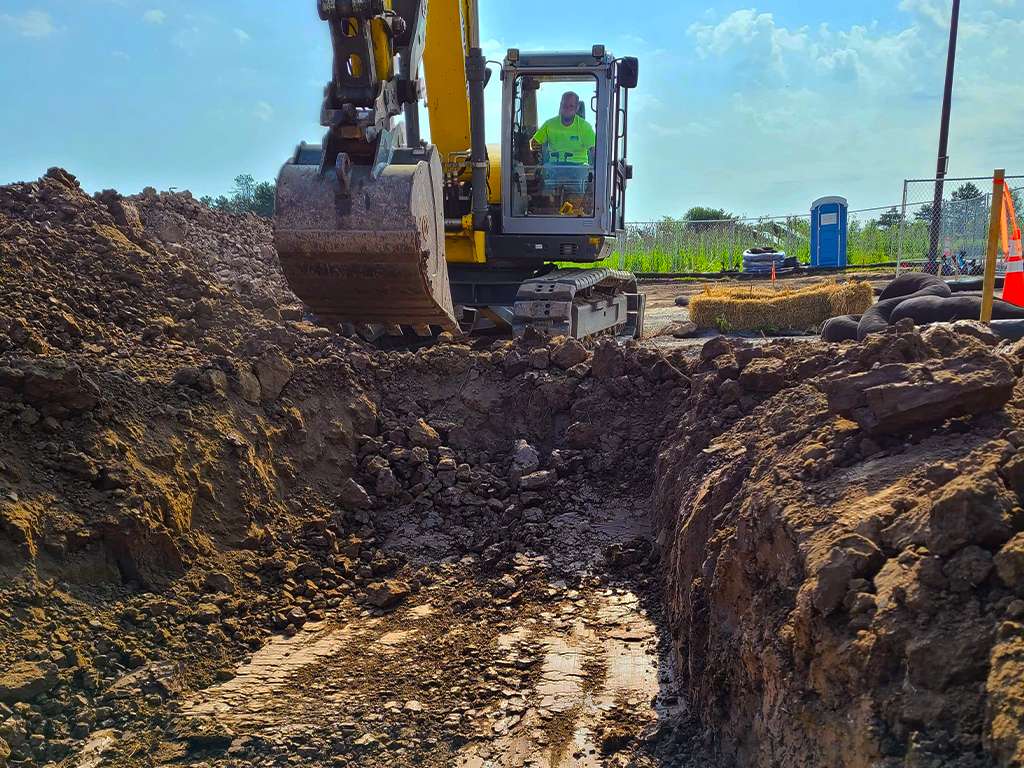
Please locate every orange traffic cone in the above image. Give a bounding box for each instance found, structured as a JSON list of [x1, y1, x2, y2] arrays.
[[1003, 230, 1024, 307]]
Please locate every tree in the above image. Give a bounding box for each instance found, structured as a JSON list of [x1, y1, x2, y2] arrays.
[[914, 203, 934, 223], [199, 174, 276, 218], [951, 182, 982, 202], [684, 206, 735, 222], [877, 207, 903, 229]]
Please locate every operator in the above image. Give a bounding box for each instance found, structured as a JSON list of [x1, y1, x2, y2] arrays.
[[530, 91, 595, 166]]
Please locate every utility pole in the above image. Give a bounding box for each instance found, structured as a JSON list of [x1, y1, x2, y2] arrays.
[[929, 0, 961, 259]]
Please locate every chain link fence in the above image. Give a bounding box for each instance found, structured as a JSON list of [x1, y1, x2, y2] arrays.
[[611, 209, 918, 273], [895, 176, 1024, 277], [609, 174, 1023, 275]]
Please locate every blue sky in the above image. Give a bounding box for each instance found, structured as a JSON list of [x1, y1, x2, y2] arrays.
[[0, 0, 1021, 220]]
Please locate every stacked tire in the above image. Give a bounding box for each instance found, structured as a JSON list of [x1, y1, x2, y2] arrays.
[[743, 247, 786, 275]]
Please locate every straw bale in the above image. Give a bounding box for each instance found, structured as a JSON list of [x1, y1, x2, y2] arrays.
[[689, 280, 874, 332]]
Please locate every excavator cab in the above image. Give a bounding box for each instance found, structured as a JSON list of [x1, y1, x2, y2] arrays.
[[500, 48, 635, 251]]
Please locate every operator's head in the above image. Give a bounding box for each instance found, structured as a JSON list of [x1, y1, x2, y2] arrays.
[[559, 91, 580, 125]]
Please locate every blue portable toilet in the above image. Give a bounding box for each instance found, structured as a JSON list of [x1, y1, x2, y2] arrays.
[[810, 196, 848, 267]]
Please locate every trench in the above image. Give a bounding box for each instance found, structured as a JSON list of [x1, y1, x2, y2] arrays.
[[157, 487, 702, 768]]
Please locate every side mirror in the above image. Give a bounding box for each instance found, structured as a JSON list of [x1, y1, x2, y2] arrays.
[[617, 57, 639, 89]]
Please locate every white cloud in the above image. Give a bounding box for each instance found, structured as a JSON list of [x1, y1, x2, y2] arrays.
[[619, 1, 1024, 219], [142, 9, 166, 25], [234, 28, 250, 43], [254, 101, 274, 122], [0, 9, 55, 39], [689, 10, 808, 72], [899, 0, 951, 27]]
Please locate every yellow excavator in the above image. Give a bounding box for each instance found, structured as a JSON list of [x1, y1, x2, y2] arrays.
[[274, 0, 642, 341]]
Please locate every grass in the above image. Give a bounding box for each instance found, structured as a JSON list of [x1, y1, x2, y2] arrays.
[[567, 226, 902, 274]]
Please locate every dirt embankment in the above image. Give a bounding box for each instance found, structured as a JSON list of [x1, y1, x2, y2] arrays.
[[656, 326, 1024, 767], [0, 168, 1021, 767], [0, 170, 693, 766]]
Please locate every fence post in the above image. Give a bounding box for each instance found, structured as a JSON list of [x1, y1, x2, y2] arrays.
[[896, 179, 909, 274], [981, 170, 1006, 323]]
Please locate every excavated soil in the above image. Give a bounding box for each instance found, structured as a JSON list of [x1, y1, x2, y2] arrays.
[[0, 169, 1022, 768]]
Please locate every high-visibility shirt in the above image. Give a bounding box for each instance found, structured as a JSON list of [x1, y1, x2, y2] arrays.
[[532, 115, 595, 165]]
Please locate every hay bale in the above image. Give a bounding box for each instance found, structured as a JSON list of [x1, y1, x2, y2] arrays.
[[689, 281, 874, 332]]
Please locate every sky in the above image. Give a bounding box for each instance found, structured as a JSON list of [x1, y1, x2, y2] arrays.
[[0, 0, 1021, 221]]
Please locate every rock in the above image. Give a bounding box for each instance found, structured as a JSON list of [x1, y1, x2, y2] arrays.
[[808, 534, 885, 615], [674, 295, 690, 307], [518, 470, 556, 491], [551, 338, 588, 369], [153, 212, 187, 244], [669, 320, 698, 338], [999, 453, 1024, 499], [738, 357, 788, 393], [338, 478, 372, 510], [927, 475, 1015, 557], [717, 379, 741, 405], [375, 467, 400, 498], [0, 736, 9, 759], [529, 348, 550, 370], [203, 572, 235, 594], [591, 339, 625, 379], [199, 368, 228, 397], [0, 662, 58, 703], [699, 335, 732, 362], [286, 607, 308, 627], [995, 533, 1024, 594], [18, 360, 100, 414], [407, 419, 441, 449], [194, 603, 222, 625], [819, 352, 1016, 436], [365, 580, 410, 609], [172, 366, 201, 387], [565, 421, 599, 449], [254, 349, 294, 401], [511, 439, 540, 478], [942, 545, 994, 592], [234, 368, 262, 404], [905, 617, 992, 691]]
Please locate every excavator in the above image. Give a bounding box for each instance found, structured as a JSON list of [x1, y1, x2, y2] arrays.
[[274, 0, 643, 341]]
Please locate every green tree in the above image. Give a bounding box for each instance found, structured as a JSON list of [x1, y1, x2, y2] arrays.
[[877, 207, 903, 229], [199, 174, 276, 218], [684, 206, 736, 222], [951, 182, 982, 201]]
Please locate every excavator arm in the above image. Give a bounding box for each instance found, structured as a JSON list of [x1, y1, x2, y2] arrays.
[[274, 0, 476, 333]]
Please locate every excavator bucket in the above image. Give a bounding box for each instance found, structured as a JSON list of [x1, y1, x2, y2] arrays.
[[273, 148, 458, 331]]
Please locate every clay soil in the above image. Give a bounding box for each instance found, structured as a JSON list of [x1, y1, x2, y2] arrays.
[[0, 170, 1022, 768]]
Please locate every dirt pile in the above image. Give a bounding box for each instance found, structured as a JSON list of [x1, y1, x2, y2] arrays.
[[656, 322, 1024, 767], [0, 169, 698, 767], [125, 187, 297, 310]]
